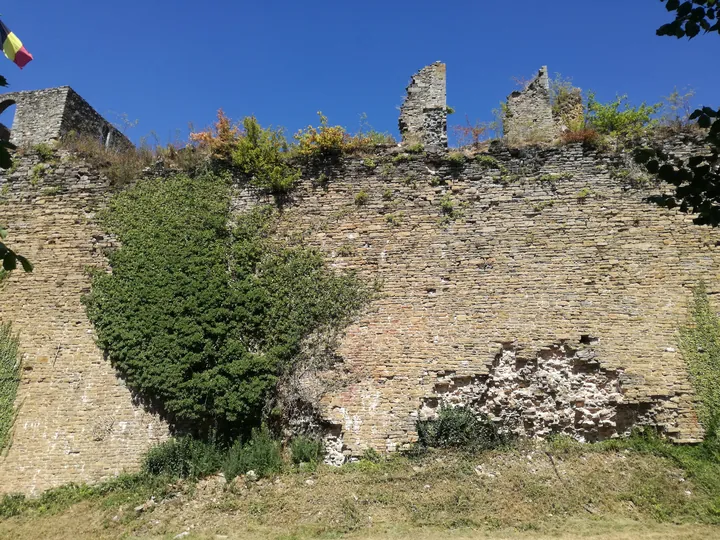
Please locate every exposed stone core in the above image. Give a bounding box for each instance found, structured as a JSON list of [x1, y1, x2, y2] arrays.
[[420, 342, 664, 442], [504, 66, 556, 144], [398, 62, 447, 149], [0, 87, 132, 150]]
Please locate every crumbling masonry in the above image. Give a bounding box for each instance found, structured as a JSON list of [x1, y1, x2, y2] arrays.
[[0, 86, 131, 150], [1, 65, 719, 494], [398, 62, 447, 149]]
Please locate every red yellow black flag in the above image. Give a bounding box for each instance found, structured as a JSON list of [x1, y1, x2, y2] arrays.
[[0, 20, 32, 69]]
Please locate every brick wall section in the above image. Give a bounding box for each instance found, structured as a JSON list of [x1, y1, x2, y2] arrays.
[[0, 151, 168, 495], [505, 66, 557, 144], [0, 87, 131, 150], [398, 62, 447, 149], [261, 141, 719, 458]]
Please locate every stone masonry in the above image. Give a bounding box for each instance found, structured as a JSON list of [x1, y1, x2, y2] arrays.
[[398, 62, 447, 149], [0, 87, 132, 150], [260, 140, 719, 460], [504, 66, 557, 144], [0, 150, 168, 495]]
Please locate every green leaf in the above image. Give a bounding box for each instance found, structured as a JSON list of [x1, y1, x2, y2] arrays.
[[2, 252, 17, 271], [0, 147, 12, 170], [678, 2, 694, 17], [16, 255, 33, 273], [646, 160, 660, 174], [0, 75, 7, 87], [0, 228, 7, 240], [667, 0, 680, 11], [685, 20, 700, 37], [698, 115, 712, 129]]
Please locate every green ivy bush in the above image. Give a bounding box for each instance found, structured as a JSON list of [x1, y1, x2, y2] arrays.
[[416, 406, 508, 452], [0, 322, 20, 451], [85, 173, 367, 441]]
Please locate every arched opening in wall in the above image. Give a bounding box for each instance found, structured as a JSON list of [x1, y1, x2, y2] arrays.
[[0, 100, 17, 142]]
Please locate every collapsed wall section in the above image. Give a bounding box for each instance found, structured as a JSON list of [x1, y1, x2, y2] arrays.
[[398, 62, 447, 149], [0, 151, 168, 495]]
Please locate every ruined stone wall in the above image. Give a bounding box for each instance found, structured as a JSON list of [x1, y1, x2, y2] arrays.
[[0, 150, 168, 495], [0, 87, 68, 147], [259, 141, 719, 460], [0, 86, 131, 150], [504, 66, 557, 144], [398, 62, 447, 149]]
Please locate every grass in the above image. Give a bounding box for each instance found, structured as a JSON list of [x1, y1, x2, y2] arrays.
[[2, 433, 720, 539]]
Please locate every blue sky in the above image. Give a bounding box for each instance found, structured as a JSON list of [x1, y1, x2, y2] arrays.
[[0, 1, 717, 145]]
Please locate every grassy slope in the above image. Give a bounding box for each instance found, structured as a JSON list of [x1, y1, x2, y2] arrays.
[[1, 441, 719, 539]]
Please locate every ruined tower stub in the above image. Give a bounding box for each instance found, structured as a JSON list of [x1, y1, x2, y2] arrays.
[[504, 66, 556, 144], [0, 86, 132, 150], [398, 62, 447, 149]]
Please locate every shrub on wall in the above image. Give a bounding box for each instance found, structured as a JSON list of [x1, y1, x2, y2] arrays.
[[85, 173, 367, 440], [0, 323, 20, 452], [416, 406, 508, 452], [231, 116, 301, 194]]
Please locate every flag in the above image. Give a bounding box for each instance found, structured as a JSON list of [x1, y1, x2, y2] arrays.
[[0, 20, 32, 69]]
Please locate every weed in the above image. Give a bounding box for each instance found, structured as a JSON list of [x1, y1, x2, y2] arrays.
[[538, 172, 573, 182], [337, 243, 355, 257], [532, 200, 555, 212], [444, 152, 466, 167], [406, 143, 424, 154], [223, 426, 284, 481], [385, 213, 403, 227], [416, 406, 509, 451], [475, 154, 505, 172], [439, 193, 462, 222], [393, 153, 411, 163], [576, 187, 594, 201], [381, 188, 393, 201], [33, 143, 55, 162], [290, 436, 325, 465], [143, 437, 223, 480], [363, 157, 376, 169], [362, 447, 382, 463], [354, 190, 369, 206], [30, 163, 45, 186], [40, 186, 62, 197]]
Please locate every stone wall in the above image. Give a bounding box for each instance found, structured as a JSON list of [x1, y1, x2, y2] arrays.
[[0, 86, 131, 150], [258, 141, 719, 460], [504, 66, 557, 144], [398, 62, 447, 149], [0, 150, 168, 495]]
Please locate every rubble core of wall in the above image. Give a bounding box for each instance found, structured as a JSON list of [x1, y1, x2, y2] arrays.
[[259, 137, 718, 461], [398, 62, 447, 149], [0, 149, 168, 495], [420, 341, 670, 443], [504, 66, 557, 144], [0, 86, 131, 150]]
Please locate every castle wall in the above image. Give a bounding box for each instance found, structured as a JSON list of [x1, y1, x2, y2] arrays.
[[0, 151, 168, 495], [260, 141, 719, 459]]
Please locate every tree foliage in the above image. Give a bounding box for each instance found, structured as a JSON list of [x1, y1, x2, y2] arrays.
[[658, 0, 719, 39], [638, 2, 720, 226], [84, 173, 367, 440], [586, 92, 660, 142]]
